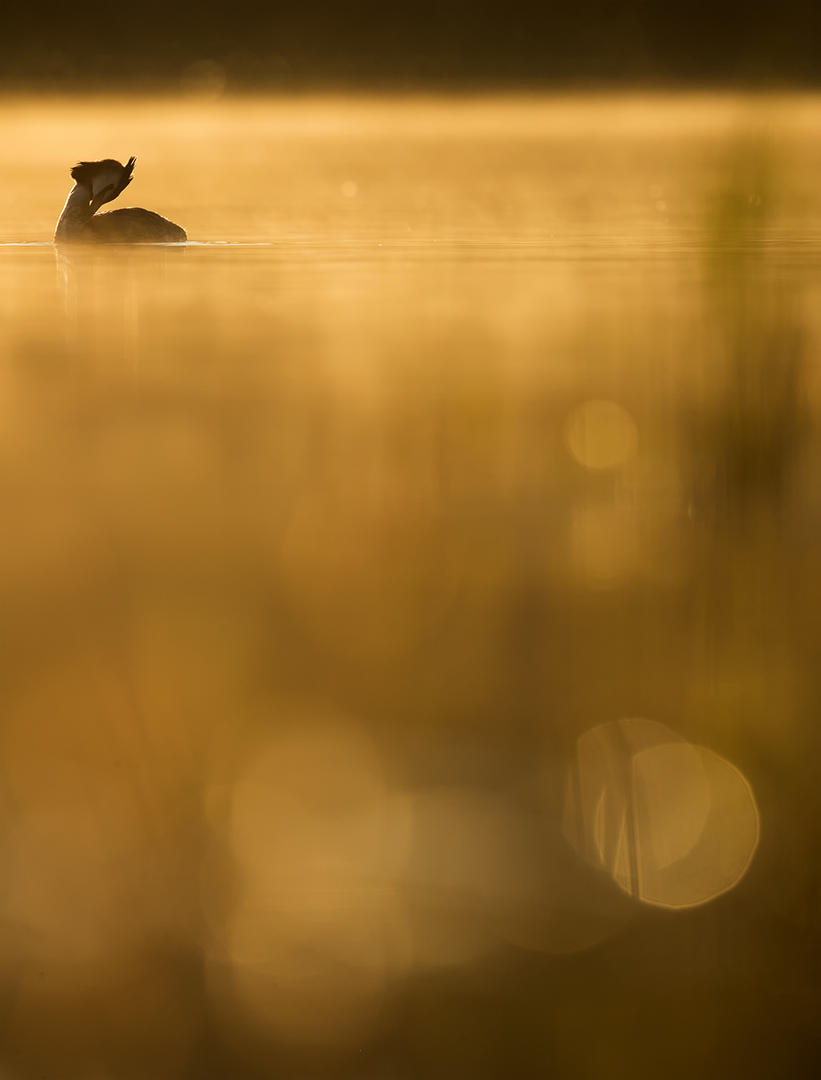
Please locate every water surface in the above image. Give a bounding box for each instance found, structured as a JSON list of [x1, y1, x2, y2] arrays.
[[0, 94, 819, 1079]]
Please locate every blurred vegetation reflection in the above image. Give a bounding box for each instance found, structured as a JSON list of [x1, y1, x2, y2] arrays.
[[0, 95, 819, 1079]]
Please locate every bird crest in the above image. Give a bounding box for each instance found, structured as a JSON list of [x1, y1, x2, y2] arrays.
[[70, 156, 136, 203]]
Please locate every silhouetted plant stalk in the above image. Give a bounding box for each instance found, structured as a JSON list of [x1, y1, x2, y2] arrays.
[[688, 138, 808, 722], [697, 138, 806, 529]]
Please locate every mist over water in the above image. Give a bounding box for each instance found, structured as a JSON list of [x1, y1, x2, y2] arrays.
[[1, 94, 820, 1078]]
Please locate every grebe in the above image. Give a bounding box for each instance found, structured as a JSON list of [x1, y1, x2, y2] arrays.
[[54, 157, 186, 243]]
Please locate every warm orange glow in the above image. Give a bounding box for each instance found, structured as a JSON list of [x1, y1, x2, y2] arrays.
[[565, 400, 639, 471], [564, 719, 760, 908], [0, 91, 814, 1077]]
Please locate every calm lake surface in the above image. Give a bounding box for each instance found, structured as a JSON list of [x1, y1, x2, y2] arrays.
[[0, 94, 820, 1078]]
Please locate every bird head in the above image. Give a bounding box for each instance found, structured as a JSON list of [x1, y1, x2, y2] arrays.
[[71, 156, 136, 209]]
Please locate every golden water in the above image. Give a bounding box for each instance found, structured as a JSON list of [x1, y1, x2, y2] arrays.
[[0, 94, 819, 1077]]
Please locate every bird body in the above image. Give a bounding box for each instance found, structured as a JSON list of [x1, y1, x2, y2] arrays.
[[82, 207, 187, 243], [54, 157, 186, 243]]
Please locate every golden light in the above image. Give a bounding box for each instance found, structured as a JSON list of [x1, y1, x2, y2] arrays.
[[402, 786, 538, 968], [209, 710, 410, 1048], [565, 399, 639, 471], [568, 501, 640, 586], [563, 718, 760, 909]]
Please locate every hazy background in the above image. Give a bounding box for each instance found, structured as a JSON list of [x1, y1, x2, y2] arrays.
[[2, 3, 821, 1080], [6, 1, 821, 89]]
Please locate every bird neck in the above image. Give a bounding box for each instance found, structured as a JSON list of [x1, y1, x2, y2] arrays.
[[54, 182, 94, 241]]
